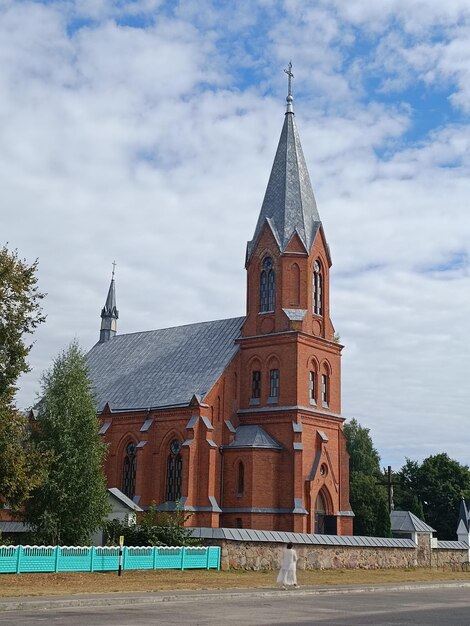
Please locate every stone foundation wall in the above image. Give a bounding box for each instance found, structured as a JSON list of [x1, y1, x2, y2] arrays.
[[431, 549, 470, 569], [201, 538, 469, 571]]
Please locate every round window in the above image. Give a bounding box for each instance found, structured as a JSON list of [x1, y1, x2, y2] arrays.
[[320, 463, 328, 477], [170, 439, 181, 455]]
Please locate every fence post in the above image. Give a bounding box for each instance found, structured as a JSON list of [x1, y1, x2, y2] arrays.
[[90, 547, 95, 572], [206, 547, 210, 570], [16, 546, 23, 574], [181, 547, 185, 571], [217, 547, 221, 571], [152, 547, 158, 570], [54, 546, 60, 572], [122, 546, 127, 572]]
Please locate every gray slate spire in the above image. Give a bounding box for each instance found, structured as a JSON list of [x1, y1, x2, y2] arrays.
[[247, 74, 321, 260], [456, 497, 469, 540], [100, 266, 118, 343]]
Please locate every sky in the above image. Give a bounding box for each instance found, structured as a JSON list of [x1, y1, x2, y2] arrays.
[[2, 0, 470, 469]]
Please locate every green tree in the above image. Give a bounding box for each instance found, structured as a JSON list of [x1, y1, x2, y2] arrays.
[[24, 341, 110, 545], [393, 459, 424, 519], [103, 502, 200, 547], [396, 454, 470, 540], [344, 419, 391, 537], [0, 405, 50, 510], [0, 245, 48, 508], [0, 245, 45, 401]]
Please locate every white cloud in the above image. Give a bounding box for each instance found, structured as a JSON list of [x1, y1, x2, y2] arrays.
[[2, 0, 470, 471]]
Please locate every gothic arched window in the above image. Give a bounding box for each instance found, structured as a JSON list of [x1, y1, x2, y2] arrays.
[[260, 257, 275, 312], [122, 441, 137, 500], [166, 439, 183, 502], [321, 372, 329, 408], [315, 491, 327, 534], [237, 461, 245, 496], [313, 260, 323, 316]]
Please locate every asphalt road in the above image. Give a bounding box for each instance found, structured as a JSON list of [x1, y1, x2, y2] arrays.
[[1, 586, 470, 626]]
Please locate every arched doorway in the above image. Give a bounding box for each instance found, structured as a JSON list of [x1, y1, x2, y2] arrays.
[[315, 491, 327, 534]]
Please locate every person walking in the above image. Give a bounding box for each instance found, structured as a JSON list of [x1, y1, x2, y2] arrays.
[[277, 542, 298, 590]]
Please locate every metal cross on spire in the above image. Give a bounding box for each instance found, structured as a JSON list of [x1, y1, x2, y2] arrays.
[[284, 61, 294, 97], [112, 260, 116, 279], [284, 62, 294, 113]]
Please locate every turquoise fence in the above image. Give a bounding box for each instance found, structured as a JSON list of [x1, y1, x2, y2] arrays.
[[0, 545, 220, 574]]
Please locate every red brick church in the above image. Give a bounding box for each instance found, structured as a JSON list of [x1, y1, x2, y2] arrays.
[[87, 74, 353, 535]]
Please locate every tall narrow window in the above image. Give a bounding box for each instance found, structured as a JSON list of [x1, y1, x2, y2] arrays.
[[260, 257, 275, 312], [122, 442, 137, 500], [166, 439, 182, 502], [251, 370, 261, 399], [315, 491, 327, 534], [313, 260, 323, 315], [269, 368, 279, 400], [321, 374, 329, 408], [309, 371, 316, 404], [291, 263, 300, 305], [268, 265, 275, 311], [237, 461, 245, 496]]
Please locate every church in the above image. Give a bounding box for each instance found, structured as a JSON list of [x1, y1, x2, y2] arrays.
[[87, 72, 354, 535]]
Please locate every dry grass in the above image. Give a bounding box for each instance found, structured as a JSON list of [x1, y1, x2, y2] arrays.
[[0, 567, 469, 598]]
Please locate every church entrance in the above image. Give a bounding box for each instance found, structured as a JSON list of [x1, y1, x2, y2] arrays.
[[315, 491, 326, 534], [313, 489, 337, 534]]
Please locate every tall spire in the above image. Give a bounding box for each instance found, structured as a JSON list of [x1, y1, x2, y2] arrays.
[[247, 64, 321, 260], [99, 262, 118, 343]]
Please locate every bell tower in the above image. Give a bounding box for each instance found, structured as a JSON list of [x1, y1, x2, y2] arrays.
[[229, 65, 352, 535], [243, 65, 335, 344]]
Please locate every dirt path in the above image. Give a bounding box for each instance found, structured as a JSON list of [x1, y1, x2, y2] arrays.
[[0, 567, 469, 597]]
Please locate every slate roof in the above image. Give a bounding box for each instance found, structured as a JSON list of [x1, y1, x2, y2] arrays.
[[225, 425, 283, 450], [87, 317, 244, 412], [102, 278, 118, 318], [247, 102, 321, 260], [390, 510, 436, 533]]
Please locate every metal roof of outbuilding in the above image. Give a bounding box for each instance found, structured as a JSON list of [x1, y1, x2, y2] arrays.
[[390, 510, 436, 533]]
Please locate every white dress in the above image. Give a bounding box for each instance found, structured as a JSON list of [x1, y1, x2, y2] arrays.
[[276, 547, 297, 586]]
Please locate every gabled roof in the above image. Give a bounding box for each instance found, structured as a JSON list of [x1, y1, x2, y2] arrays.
[[108, 488, 143, 512], [87, 317, 244, 412], [457, 497, 469, 532], [391, 510, 435, 533], [247, 103, 321, 260], [225, 425, 283, 450]]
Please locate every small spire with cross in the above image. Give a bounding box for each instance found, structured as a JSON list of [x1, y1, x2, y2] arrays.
[[112, 260, 116, 279], [284, 61, 294, 113]]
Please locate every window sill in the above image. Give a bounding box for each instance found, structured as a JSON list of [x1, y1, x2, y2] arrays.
[[322, 402, 329, 408], [267, 397, 279, 404], [258, 310, 274, 315], [310, 399, 317, 406], [249, 398, 260, 406]]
